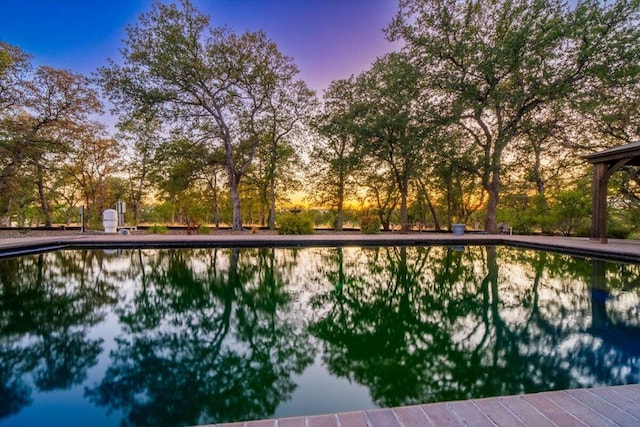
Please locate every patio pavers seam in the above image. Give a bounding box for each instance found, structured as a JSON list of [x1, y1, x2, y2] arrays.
[[495, 396, 529, 426], [514, 395, 561, 427], [570, 388, 640, 426]]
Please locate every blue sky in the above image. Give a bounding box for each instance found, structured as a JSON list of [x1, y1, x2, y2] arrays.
[[0, 0, 400, 95]]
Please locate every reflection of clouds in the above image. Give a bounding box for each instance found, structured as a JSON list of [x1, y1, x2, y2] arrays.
[[560, 334, 623, 387], [608, 292, 640, 326], [451, 314, 486, 348]]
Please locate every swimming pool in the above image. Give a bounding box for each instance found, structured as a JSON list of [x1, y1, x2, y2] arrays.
[[1, 245, 638, 426]]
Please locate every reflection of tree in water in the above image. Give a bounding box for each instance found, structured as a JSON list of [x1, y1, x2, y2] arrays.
[[585, 259, 640, 381], [0, 353, 30, 418], [0, 250, 117, 419], [309, 246, 640, 408], [86, 248, 314, 427], [2, 245, 638, 424]]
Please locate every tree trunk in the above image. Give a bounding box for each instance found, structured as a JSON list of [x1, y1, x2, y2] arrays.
[[268, 178, 276, 230], [400, 189, 409, 233], [35, 161, 52, 227], [208, 172, 221, 229], [133, 167, 147, 225], [259, 190, 267, 227], [533, 144, 545, 197], [214, 189, 220, 229], [483, 135, 506, 234], [223, 131, 244, 231], [0, 149, 25, 197], [484, 168, 500, 233], [228, 173, 243, 231], [446, 177, 453, 230], [1, 197, 13, 226], [418, 178, 439, 230], [336, 178, 344, 231], [267, 138, 278, 230], [425, 187, 439, 231]]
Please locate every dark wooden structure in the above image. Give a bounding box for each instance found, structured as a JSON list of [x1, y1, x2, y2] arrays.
[[585, 141, 640, 243]]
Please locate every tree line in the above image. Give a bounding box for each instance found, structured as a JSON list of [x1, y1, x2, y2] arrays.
[[1, 0, 639, 235]]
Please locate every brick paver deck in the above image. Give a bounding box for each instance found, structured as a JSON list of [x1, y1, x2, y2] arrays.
[[202, 384, 640, 427]]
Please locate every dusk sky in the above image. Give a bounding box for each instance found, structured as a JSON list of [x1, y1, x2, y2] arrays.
[[0, 0, 401, 95]]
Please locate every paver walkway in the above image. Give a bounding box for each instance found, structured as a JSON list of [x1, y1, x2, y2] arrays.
[[202, 383, 640, 427]]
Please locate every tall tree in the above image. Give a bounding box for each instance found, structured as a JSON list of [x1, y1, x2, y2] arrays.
[[148, 135, 211, 223], [352, 53, 426, 232], [388, 0, 640, 232], [0, 62, 102, 224], [309, 78, 362, 231], [249, 79, 316, 229], [362, 167, 400, 231], [63, 124, 120, 227], [98, 0, 302, 230], [117, 114, 162, 225]]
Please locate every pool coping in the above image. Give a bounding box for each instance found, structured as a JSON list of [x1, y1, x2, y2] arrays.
[[201, 383, 640, 427], [2, 232, 640, 262]]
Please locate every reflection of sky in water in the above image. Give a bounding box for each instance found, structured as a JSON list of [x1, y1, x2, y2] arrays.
[[19, 390, 122, 427], [13, 316, 125, 427], [275, 353, 376, 418], [0, 246, 639, 427]]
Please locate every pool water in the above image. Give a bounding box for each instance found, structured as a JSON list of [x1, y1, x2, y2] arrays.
[[0, 245, 639, 426]]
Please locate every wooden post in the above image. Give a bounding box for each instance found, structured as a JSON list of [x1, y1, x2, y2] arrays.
[[591, 163, 608, 243]]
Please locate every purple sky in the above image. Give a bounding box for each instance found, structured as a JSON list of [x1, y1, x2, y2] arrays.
[[0, 0, 400, 95]]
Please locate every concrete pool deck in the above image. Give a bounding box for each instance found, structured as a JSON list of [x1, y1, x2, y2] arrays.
[[2, 231, 640, 426]]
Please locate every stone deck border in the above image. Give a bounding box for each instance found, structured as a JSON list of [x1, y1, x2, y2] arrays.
[[2, 232, 640, 261]]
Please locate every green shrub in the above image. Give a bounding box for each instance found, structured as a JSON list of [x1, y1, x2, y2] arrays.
[[575, 223, 591, 237], [144, 202, 176, 224], [627, 231, 640, 240], [277, 213, 314, 235], [577, 219, 633, 239], [198, 224, 211, 234], [198, 225, 211, 234], [548, 188, 591, 235], [149, 224, 168, 234], [359, 215, 381, 234], [607, 217, 632, 239]]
